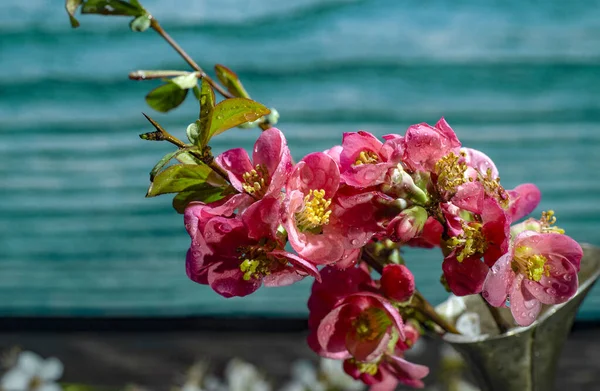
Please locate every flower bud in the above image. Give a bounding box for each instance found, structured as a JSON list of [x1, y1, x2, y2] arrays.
[[381, 264, 415, 302], [387, 205, 428, 243]]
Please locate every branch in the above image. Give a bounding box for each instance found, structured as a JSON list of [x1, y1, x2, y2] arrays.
[[149, 18, 233, 99]]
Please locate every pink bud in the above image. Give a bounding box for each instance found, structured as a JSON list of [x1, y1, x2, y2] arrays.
[[387, 206, 428, 243], [381, 264, 415, 302]]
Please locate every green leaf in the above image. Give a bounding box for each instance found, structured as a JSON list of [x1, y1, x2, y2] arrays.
[[145, 81, 188, 113], [81, 0, 144, 16], [129, 14, 151, 32], [149, 149, 198, 181], [197, 78, 215, 147], [192, 85, 201, 100], [146, 163, 227, 197], [209, 98, 270, 138], [172, 188, 229, 214], [215, 65, 250, 98], [171, 73, 198, 89], [65, 0, 83, 27], [175, 151, 202, 165]]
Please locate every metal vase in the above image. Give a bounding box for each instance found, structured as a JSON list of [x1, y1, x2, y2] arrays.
[[442, 244, 600, 391]]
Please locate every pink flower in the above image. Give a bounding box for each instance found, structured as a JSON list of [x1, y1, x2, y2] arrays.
[[380, 264, 415, 302], [402, 118, 461, 173], [483, 231, 583, 326], [344, 355, 429, 390], [338, 131, 403, 188], [216, 127, 292, 200], [284, 152, 348, 265], [407, 217, 443, 248], [442, 197, 510, 296], [311, 292, 404, 361], [185, 197, 319, 297]]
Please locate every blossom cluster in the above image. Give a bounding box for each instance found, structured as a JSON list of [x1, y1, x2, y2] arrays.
[[184, 119, 583, 389]]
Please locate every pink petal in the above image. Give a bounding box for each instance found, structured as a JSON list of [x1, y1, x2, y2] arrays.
[[263, 267, 305, 287], [215, 148, 253, 193], [442, 255, 489, 296], [341, 163, 389, 188], [317, 304, 354, 360], [185, 248, 209, 285], [387, 356, 430, 382], [207, 262, 261, 298], [482, 253, 513, 307], [287, 153, 340, 197], [435, 117, 461, 148], [252, 128, 292, 197], [347, 292, 405, 340], [507, 183, 541, 221], [461, 147, 499, 178], [242, 197, 281, 240], [269, 250, 321, 282], [509, 274, 541, 326], [452, 181, 484, 213]]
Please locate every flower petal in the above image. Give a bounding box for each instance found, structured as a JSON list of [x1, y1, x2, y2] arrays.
[[287, 153, 340, 198], [39, 357, 63, 381], [16, 351, 43, 375], [215, 148, 253, 193], [443, 255, 489, 296], [482, 253, 513, 307], [269, 250, 321, 281], [523, 258, 579, 305], [509, 274, 542, 326], [317, 304, 354, 360], [1, 368, 30, 390], [507, 183, 541, 221]]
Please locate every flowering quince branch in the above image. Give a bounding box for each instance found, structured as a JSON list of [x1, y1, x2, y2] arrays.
[[66, 2, 585, 389]]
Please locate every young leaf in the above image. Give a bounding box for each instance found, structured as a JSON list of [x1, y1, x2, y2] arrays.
[[81, 0, 144, 16], [146, 163, 227, 197], [145, 81, 188, 113], [65, 0, 84, 27], [130, 14, 151, 32], [172, 73, 199, 89], [172, 188, 229, 214], [186, 121, 201, 144], [209, 98, 270, 138], [197, 78, 215, 147], [176, 151, 202, 165], [215, 65, 250, 99]]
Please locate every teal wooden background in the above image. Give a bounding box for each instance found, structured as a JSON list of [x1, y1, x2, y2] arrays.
[[1, 0, 599, 317]]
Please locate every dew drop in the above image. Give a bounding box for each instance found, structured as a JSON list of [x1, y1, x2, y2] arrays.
[[563, 274, 573, 282], [350, 239, 358, 246]]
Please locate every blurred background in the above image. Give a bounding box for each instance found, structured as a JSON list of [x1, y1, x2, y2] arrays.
[[1, 0, 600, 389]]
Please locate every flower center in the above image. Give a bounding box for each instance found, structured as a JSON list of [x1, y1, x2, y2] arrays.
[[540, 210, 565, 234], [295, 189, 332, 232], [28, 376, 42, 390], [238, 242, 279, 281], [448, 222, 488, 262], [435, 152, 468, 194], [352, 307, 391, 341], [242, 164, 270, 198], [512, 246, 550, 282], [354, 150, 379, 166], [478, 168, 509, 208], [355, 360, 379, 375]]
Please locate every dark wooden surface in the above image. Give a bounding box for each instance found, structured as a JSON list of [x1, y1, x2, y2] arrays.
[[1, 322, 599, 390]]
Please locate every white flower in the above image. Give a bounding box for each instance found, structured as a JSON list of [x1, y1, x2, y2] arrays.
[[224, 359, 270, 391], [1, 351, 63, 391], [455, 312, 482, 337], [281, 359, 365, 391], [435, 295, 466, 321]]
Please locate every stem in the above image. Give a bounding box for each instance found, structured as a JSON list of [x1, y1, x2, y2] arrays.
[[483, 296, 511, 334], [142, 113, 187, 148], [149, 18, 233, 99], [129, 70, 198, 80], [361, 249, 460, 335], [208, 160, 230, 181]]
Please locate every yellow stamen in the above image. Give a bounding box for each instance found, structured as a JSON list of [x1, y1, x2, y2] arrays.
[[238, 242, 279, 280], [242, 164, 269, 198], [295, 189, 332, 232], [540, 210, 565, 234], [435, 152, 468, 194], [354, 150, 379, 166], [478, 168, 510, 208], [512, 246, 551, 282], [355, 361, 379, 376], [352, 308, 391, 341], [448, 222, 488, 262]]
